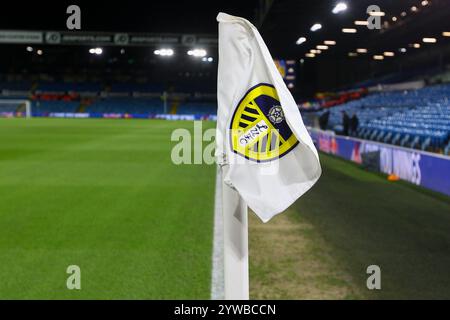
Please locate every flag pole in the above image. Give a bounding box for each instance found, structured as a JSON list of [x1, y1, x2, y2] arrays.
[[221, 165, 249, 300]]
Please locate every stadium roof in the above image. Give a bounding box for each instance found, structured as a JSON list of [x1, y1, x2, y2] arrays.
[[1, 0, 450, 95], [260, 0, 450, 59], [0, 1, 259, 33]]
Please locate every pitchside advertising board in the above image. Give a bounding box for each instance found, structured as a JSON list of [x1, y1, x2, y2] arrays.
[[310, 129, 450, 196]]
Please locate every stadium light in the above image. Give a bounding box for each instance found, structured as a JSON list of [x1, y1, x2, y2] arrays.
[[354, 20, 368, 26], [348, 52, 358, 57], [411, 6, 418, 12], [202, 57, 214, 62], [310, 23, 322, 32], [324, 40, 336, 45], [392, 16, 397, 22], [413, 43, 421, 48], [369, 11, 385, 17], [187, 48, 207, 57], [423, 37, 437, 43], [356, 48, 368, 53], [399, 48, 407, 53], [443, 32, 450, 37], [332, 2, 347, 14], [342, 28, 357, 33], [373, 55, 384, 60], [89, 47, 103, 55], [384, 51, 395, 57], [401, 11, 407, 17], [310, 49, 318, 54], [154, 48, 174, 56], [26, 46, 33, 52], [296, 37, 307, 45], [36, 49, 43, 55], [421, 0, 429, 6], [305, 53, 315, 58], [316, 45, 328, 50]]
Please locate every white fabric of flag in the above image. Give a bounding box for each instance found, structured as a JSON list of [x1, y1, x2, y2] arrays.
[[216, 12, 321, 222]]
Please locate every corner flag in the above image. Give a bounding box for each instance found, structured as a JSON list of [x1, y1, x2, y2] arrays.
[[216, 12, 321, 223]]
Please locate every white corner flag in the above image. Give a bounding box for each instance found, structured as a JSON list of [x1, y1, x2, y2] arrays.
[[216, 12, 321, 300], [216, 12, 321, 223]]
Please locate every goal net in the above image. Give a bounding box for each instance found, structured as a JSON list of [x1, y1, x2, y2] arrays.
[[0, 99, 31, 118]]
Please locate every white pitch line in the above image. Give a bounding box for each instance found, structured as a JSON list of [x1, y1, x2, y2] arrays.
[[211, 166, 224, 300]]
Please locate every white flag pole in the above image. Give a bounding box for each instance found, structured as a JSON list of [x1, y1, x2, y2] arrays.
[[221, 165, 249, 300]]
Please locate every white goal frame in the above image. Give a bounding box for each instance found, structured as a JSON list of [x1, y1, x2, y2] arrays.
[[0, 99, 31, 118]]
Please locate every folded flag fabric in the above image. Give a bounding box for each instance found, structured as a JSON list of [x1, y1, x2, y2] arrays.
[[216, 12, 322, 222]]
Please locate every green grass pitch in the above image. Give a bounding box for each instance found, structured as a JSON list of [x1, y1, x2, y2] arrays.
[[249, 153, 450, 299], [293, 153, 450, 299], [0, 118, 216, 299], [1, 118, 449, 299]]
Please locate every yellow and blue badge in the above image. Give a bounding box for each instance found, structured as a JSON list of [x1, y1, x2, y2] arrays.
[[230, 83, 299, 162]]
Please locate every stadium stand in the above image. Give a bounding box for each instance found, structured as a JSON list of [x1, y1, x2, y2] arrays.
[[0, 81, 32, 98], [1, 78, 448, 153], [0, 100, 22, 112], [0, 78, 219, 116], [177, 101, 217, 115], [36, 81, 103, 93], [0, 81, 32, 91], [86, 97, 165, 114], [339, 66, 443, 91], [319, 84, 450, 152], [32, 100, 80, 114], [109, 83, 164, 93]]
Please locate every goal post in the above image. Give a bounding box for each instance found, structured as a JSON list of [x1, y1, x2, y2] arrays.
[[0, 99, 31, 118]]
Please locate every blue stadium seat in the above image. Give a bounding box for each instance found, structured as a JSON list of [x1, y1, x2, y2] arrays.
[[316, 83, 450, 150], [32, 100, 80, 113], [109, 83, 164, 93], [177, 102, 216, 115], [37, 82, 102, 92], [87, 97, 164, 114]]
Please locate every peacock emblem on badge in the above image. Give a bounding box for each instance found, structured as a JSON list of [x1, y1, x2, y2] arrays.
[[229, 83, 299, 162]]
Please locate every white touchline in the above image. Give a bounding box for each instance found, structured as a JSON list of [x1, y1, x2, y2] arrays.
[[211, 166, 225, 300]]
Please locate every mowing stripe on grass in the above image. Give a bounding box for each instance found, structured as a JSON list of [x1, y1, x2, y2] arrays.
[[0, 118, 216, 299]]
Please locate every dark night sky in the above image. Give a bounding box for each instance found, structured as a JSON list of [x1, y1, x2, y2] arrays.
[[1, 1, 450, 95], [0, 1, 258, 33]]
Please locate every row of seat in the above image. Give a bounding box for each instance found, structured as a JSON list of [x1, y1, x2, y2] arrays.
[[32, 100, 79, 113], [0, 81, 215, 94], [319, 84, 450, 154], [176, 102, 217, 115], [86, 98, 164, 114]]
